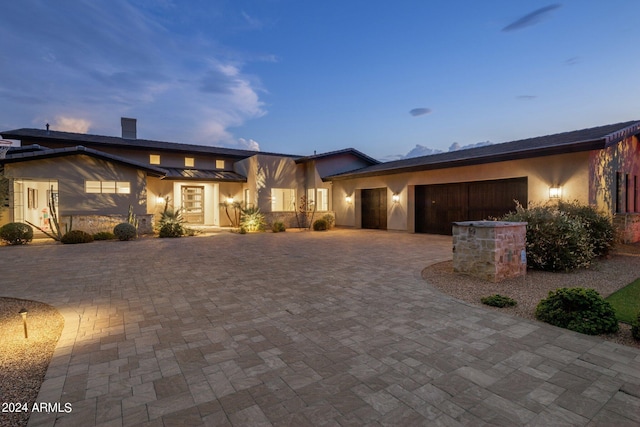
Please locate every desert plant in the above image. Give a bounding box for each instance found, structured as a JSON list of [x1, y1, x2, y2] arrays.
[[114, 222, 138, 241], [313, 218, 328, 231], [157, 198, 185, 237], [240, 206, 265, 232], [272, 221, 286, 233], [535, 287, 619, 335], [26, 186, 71, 242], [322, 214, 335, 229], [501, 201, 594, 272], [127, 205, 139, 229], [93, 231, 116, 240], [159, 222, 183, 238], [481, 294, 517, 308], [0, 222, 33, 245], [220, 199, 243, 228], [61, 230, 94, 244], [0, 170, 8, 220], [632, 311, 640, 341], [295, 195, 316, 229]]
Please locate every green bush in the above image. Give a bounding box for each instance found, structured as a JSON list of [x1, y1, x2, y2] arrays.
[[159, 222, 183, 238], [535, 288, 619, 335], [93, 231, 116, 241], [240, 206, 265, 232], [481, 294, 517, 308], [0, 222, 33, 245], [632, 311, 640, 341], [557, 200, 615, 257], [322, 214, 335, 229], [272, 221, 286, 233], [501, 202, 594, 272], [61, 230, 94, 244], [313, 218, 328, 231], [113, 222, 137, 241]]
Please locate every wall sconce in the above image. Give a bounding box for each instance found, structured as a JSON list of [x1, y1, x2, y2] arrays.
[[392, 193, 400, 203], [156, 195, 166, 204], [226, 197, 234, 204], [549, 186, 562, 199], [345, 195, 352, 204], [19, 307, 28, 339]]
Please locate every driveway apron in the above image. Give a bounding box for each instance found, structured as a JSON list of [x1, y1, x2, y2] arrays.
[[1, 229, 639, 426]]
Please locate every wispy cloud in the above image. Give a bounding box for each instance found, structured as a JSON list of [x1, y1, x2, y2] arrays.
[[0, 1, 266, 148], [409, 108, 432, 117], [51, 116, 92, 133], [517, 95, 537, 100], [565, 56, 581, 66], [502, 4, 561, 32]]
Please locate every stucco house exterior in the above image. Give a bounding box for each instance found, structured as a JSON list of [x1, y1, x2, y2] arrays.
[[1, 118, 639, 242]]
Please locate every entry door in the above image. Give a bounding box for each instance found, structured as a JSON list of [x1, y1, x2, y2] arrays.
[[181, 186, 204, 224], [361, 188, 387, 230]]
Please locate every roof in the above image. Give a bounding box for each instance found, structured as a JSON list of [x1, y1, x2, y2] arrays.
[[327, 120, 640, 180], [2, 145, 167, 177], [162, 168, 246, 182], [0, 128, 301, 159], [294, 148, 381, 165]]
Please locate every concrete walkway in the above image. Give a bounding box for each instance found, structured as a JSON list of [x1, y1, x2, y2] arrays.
[[1, 229, 639, 426]]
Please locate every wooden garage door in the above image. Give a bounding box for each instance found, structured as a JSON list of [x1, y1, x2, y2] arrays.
[[415, 177, 527, 235], [361, 188, 387, 230]]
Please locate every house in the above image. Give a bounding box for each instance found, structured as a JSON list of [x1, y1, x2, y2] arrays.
[[1, 118, 639, 242], [0, 118, 376, 234]]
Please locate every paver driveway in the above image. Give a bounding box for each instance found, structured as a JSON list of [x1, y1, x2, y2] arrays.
[[1, 229, 639, 426]]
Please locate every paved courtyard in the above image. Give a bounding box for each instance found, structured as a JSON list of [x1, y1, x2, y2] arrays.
[[1, 229, 640, 426]]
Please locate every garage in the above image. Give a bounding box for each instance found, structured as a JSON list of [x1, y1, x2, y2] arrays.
[[361, 188, 387, 230], [415, 177, 528, 235]]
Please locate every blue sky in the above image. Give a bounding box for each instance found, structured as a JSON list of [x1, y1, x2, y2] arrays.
[[1, 1, 639, 160]]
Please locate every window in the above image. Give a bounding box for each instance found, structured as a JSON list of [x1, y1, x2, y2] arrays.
[[150, 154, 160, 165], [616, 172, 624, 213], [185, 157, 195, 167], [306, 188, 329, 211], [271, 188, 296, 211], [216, 159, 225, 169], [244, 188, 250, 207], [85, 180, 131, 194]]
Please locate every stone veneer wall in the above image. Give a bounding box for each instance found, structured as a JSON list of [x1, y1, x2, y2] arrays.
[[613, 213, 640, 244], [60, 214, 155, 235], [452, 221, 527, 282], [264, 211, 335, 229]]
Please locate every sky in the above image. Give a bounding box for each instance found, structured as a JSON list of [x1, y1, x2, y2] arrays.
[[1, 1, 639, 161]]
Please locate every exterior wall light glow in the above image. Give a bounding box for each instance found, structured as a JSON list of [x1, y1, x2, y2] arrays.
[[226, 197, 234, 204], [156, 195, 166, 204], [392, 194, 400, 203], [549, 186, 562, 199], [345, 195, 352, 204]]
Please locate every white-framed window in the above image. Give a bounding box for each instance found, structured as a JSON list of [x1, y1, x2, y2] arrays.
[[271, 188, 296, 212], [85, 180, 131, 194], [150, 154, 161, 165], [185, 157, 195, 167], [244, 188, 250, 207], [216, 159, 225, 169], [306, 188, 329, 211]]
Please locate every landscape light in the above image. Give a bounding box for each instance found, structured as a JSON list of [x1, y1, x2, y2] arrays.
[[19, 308, 28, 339]]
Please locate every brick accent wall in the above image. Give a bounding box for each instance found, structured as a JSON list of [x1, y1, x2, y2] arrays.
[[60, 214, 154, 235], [613, 213, 640, 243]]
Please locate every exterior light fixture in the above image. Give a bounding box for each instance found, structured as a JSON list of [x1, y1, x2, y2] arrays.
[[226, 197, 234, 204], [19, 308, 28, 339], [345, 195, 352, 204], [156, 195, 166, 204], [392, 193, 400, 203], [549, 186, 562, 199]]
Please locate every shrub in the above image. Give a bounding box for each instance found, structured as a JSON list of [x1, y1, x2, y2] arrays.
[[313, 218, 328, 231], [557, 200, 615, 257], [61, 230, 94, 244], [481, 294, 517, 308], [93, 231, 116, 241], [632, 311, 640, 341], [535, 287, 619, 335], [0, 222, 33, 245], [159, 222, 183, 238], [322, 214, 335, 229], [240, 206, 265, 232], [501, 202, 593, 272], [272, 221, 286, 233], [114, 222, 137, 241]]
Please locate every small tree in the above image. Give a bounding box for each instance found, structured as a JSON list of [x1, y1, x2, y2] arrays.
[[0, 168, 9, 221], [26, 186, 71, 242], [295, 195, 316, 229], [220, 199, 243, 228]]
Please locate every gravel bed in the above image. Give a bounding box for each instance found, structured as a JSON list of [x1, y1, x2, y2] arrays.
[[423, 245, 640, 349], [0, 298, 64, 427]]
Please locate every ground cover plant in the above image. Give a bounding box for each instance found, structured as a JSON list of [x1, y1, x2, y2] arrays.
[[535, 287, 619, 335], [605, 278, 640, 324], [240, 206, 265, 232], [114, 222, 137, 241], [272, 221, 286, 232], [481, 294, 517, 308], [61, 230, 94, 244], [93, 231, 116, 240], [0, 222, 33, 245]]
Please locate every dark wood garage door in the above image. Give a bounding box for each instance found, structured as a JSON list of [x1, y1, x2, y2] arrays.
[[415, 177, 527, 235], [361, 188, 387, 230]]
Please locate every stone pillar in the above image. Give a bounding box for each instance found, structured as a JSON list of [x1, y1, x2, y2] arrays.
[[452, 221, 527, 282]]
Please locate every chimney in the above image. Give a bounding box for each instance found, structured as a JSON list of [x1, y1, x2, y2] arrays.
[[121, 117, 137, 139]]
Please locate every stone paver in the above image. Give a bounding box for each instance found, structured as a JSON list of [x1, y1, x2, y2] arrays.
[[0, 229, 639, 426]]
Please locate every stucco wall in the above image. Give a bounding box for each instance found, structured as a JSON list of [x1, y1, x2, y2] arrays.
[[332, 151, 591, 231]]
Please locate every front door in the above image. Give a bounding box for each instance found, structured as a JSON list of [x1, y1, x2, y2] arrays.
[[361, 188, 387, 230], [181, 186, 204, 224]]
